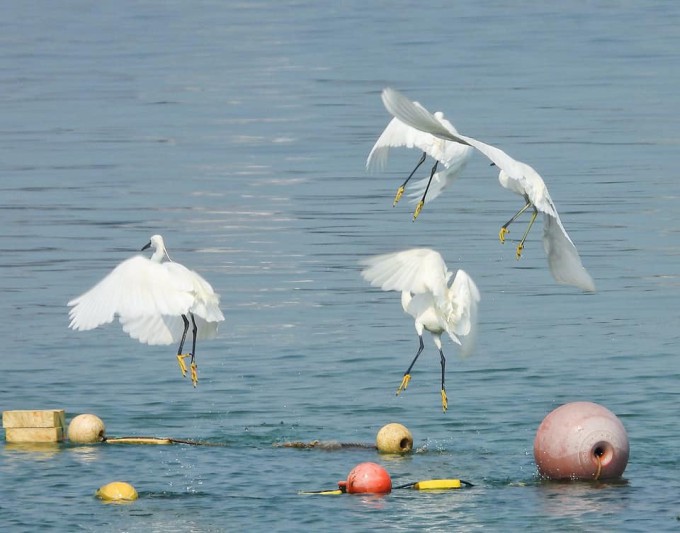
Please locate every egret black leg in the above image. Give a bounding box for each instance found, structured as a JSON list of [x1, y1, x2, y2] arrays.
[[176, 315, 191, 378], [189, 313, 199, 387], [394, 152, 427, 206], [413, 160, 439, 221], [189, 313, 198, 362], [439, 349, 448, 412], [515, 206, 539, 260], [397, 336, 425, 395], [178, 315, 190, 355]]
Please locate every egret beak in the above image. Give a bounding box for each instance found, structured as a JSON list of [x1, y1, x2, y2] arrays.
[[141, 241, 152, 251]]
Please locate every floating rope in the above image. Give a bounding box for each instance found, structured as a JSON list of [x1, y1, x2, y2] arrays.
[[299, 488, 345, 495], [300, 478, 474, 495], [394, 479, 475, 490], [594, 454, 602, 481]]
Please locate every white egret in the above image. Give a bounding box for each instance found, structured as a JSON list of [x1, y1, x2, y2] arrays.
[[366, 110, 473, 221], [381, 87, 596, 292], [68, 235, 225, 386], [360, 248, 480, 412]]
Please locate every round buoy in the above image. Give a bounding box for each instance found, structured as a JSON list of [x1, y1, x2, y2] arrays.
[[68, 414, 106, 444], [534, 401, 629, 481], [95, 481, 138, 502], [342, 462, 392, 494], [376, 423, 413, 454]]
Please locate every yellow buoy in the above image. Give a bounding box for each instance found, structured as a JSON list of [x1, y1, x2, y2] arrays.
[[376, 422, 413, 454], [68, 414, 106, 444], [96, 481, 138, 502]]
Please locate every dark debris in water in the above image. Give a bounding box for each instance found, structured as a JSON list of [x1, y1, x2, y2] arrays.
[[273, 440, 376, 450]]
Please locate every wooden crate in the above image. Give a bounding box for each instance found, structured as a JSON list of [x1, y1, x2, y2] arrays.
[[5, 427, 64, 443], [2, 409, 66, 443]]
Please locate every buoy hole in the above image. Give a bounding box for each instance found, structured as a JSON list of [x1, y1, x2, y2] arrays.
[[399, 438, 410, 450], [592, 442, 613, 466]]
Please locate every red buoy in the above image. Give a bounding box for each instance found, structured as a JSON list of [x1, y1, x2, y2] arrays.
[[534, 401, 629, 481], [341, 462, 392, 494]]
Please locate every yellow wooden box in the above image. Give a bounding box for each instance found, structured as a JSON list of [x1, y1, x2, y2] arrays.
[[2, 410, 66, 443], [5, 427, 64, 443]]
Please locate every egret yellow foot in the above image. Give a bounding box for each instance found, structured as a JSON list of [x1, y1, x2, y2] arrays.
[[515, 242, 524, 260], [177, 354, 189, 377], [413, 201, 424, 221], [499, 226, 509, 243], [396, 374, 411, 396], [393, 186, 405, 206], [441, 389, 448, 413], [190, 363, 198, 387]]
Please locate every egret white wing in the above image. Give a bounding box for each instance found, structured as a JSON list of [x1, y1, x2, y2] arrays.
[[543, 215, 596, 292], [383, 88, 562, 217], [163, 262, 225, 322], [381, 88, 530, 179], [119, 314, 180, 345], [446, 269, 480, 357], [367, 117, 445, 172], [119, 313, 220, 346], [447, 269, 480, 336], [67, 256, 195, 331], [360, 248, 449, 301]]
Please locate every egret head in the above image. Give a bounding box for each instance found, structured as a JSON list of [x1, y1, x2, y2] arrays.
[[142, 234, 170, 262]]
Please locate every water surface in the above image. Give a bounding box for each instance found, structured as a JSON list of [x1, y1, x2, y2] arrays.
[[1, 1, 678, 531]]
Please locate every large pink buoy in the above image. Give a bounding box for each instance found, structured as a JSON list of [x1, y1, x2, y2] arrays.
[[534, 401, 629, 480], [338, 462, 392, 494]]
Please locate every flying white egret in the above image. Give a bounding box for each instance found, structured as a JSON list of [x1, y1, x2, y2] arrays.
[[360, 248, 480, 412], [68, 235, 225, 386], [381, 87, 596, 293], [366, 110, 473, 221]]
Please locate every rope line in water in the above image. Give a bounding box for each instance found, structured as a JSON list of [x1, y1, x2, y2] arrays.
[[594, 455, 602, 481], [273, 440, 376, 450], [300, 479, 474, 495]]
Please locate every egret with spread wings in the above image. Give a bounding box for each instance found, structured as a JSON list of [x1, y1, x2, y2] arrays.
[[367, 108, 473, 221], [68, 235, 225, 386], [380, 87, 595, 292], [361, 248, 480, 412]]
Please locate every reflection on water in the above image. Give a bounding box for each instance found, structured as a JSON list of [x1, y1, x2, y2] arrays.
[[69, 445, 106, 463], [2, 442, 63, 461], [536, 479, 630, 518]]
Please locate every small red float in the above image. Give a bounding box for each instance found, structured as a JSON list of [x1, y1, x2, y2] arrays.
[[338, 462, 392, 494], [534, 401, 629, 481]]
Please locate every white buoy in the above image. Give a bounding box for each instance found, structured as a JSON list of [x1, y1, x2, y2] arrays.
[[376, 422, 413, 453], [67, 414, 106, 444]]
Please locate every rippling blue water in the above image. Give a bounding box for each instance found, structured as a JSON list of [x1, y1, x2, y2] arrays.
[[1, 1, 679, 531]]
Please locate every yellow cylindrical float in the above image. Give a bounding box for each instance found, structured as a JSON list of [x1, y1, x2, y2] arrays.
[[105, 437, 173, 445], [413, 479, 463, 490], [376, 423, 413, 454]]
